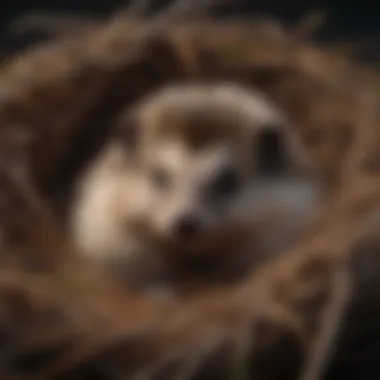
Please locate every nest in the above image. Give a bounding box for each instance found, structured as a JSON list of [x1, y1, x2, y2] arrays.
[[0, 1, 380, 379]]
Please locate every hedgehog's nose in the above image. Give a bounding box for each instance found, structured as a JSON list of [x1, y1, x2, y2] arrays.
[[173, 213, 202, 240]]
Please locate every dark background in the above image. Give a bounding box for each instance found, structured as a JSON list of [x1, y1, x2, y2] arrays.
[[1, 0, 379, 52]]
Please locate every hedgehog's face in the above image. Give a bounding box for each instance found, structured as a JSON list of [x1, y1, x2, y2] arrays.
[[117, 84, 320, 256], [133, 125, 319, 257], [141, 139, 245, 245]]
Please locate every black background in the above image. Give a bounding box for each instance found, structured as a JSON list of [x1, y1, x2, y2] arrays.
[[1, 0, 379, 52]]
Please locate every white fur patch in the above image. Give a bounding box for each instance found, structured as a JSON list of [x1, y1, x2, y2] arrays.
[[140, 82, 286, 130]]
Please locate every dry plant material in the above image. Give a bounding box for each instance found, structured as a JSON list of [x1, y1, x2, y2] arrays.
[[0, 7, 379, 380]]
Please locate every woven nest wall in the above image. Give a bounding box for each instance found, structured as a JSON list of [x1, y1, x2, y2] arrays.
[[0, 2, 380, 379]]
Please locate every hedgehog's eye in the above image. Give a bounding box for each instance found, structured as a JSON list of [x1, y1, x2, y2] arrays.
[[210, 167, 241, 198], [150, 167, 171, 190], [256, 127, 286, 176]]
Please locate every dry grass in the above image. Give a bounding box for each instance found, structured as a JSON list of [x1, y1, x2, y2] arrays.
[[0, 1, 380, 379]]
